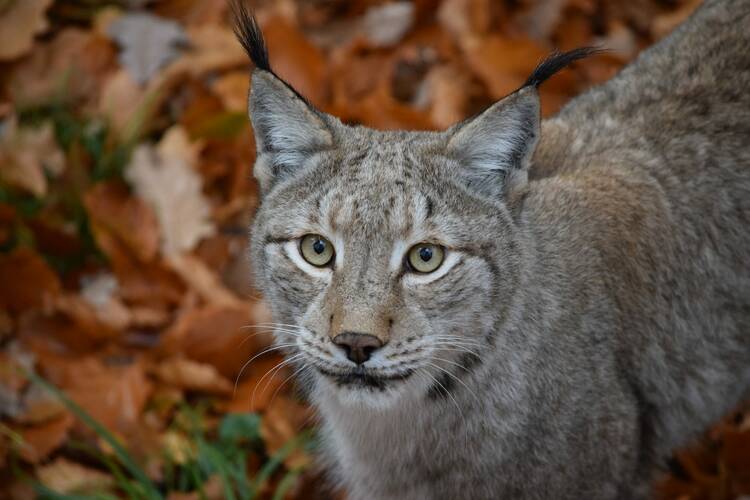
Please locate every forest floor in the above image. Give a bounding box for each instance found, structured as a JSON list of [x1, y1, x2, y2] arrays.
[[0, 0, 748, 498]]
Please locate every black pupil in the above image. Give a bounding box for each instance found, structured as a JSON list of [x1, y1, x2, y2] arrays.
[[313, 239, 326, 254], [418, 247, 433, 262]]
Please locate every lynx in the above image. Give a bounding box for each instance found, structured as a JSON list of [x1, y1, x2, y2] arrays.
[[234, 0, 750, 498]]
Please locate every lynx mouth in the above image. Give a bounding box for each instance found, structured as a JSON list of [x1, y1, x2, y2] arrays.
[[317, 366, 414, 390]]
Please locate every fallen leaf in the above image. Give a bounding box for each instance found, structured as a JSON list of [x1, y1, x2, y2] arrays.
[[361, 2, 415, 48], [108, 12, 188, 85], [0, 247, 61, 315], [166, 253, 243, 308], [262, 15, 329, 107], [423, 63, 475, 128], [19, 412, 74, 463], [125, 126, 215, 256], [0, 0, 54, 61], [225, 354, 288, 413], [84, 181, 160, 262], [143, 24, 248, 106], [0, 342, 34, 393], [437, 0, 496, 41], [211, 71, 251, 113], [79, 273, 132, 331], [38, 355, 152, 435], [14, 383, 67, 425], [7, 28, 116, 108], [463, 35, 548, 98], [160, 302, 265, 379], [35, 457, 114, 494], [98, 68, 147, 136], [651, 0, 703, 39], [0, 116, 65, 197], [90, 225, 184, 308], [517, 0, 567, 40], [152, 357, 232, 395]]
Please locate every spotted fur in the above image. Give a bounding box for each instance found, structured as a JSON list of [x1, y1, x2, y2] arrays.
[[238, 1, 750, 498]]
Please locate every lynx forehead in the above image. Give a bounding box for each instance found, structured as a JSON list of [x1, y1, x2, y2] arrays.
[[234, 0, 750, 498]]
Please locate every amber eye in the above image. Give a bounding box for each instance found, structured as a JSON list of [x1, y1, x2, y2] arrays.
[[407, 243, 444, 273], [300, 234, 335, 267]]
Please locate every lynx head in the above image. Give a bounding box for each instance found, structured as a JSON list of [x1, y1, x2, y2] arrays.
[[234, 4, 595, 408]]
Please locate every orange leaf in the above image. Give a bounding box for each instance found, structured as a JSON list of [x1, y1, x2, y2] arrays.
[[160, 302, 263, 379], [19, 412, 74, 464], [84, 181, 160, 263], [262, 15, 329, 108], [0, 247, 61, 315], [152, 357, 232, 395]]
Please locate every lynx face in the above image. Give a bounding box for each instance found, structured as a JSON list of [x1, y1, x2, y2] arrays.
[[236, 10, 590, 408], [247, 71, 539, 408], [251, 128, 524, 408]]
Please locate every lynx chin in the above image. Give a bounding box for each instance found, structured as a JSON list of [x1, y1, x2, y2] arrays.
[[233, 0, 750, 498]]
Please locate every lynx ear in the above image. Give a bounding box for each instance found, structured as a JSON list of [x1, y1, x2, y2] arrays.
[[233, 2, 334, 193], [446, 87, 540, 197], [249, 72, 334, 191], [446, 47, 598, 198]]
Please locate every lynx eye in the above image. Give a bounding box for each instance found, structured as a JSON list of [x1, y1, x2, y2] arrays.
[[300, 234, 335, 267], [407, 243, 444, 273]]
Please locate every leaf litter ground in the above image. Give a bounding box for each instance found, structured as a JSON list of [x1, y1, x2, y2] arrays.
[[0, 0, 746, 498]]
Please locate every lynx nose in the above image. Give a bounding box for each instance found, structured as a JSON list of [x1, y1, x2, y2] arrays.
[[333, 332, 383, 365]]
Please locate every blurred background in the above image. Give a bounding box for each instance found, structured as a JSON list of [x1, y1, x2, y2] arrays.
[[0, 0, 747, 498]]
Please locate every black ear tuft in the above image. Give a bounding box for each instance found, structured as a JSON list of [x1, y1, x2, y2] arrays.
[[231, 0, 271, 72], [523, 47, 602, 88]]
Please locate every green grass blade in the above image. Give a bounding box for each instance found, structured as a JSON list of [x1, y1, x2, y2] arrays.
[[24, 370, 162, 499], [271, 467, 303, 500], [251, 430, 314, 496]]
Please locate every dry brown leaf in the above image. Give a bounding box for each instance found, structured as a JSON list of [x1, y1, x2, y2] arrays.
[[143, 23, 248, 106], [651, 0, 703, 39], [7, 28, 116, 108], [46, 293, 122, 344], [160, 302, 266, 379], [225, 354, 288, 414], [361, 2, 415, 48], [84, 181, 160, 262], [423, 63, 475, 128], [90, 225, 184, 307], [19, 412, 74, 463], [35, 457, 114, 494], [463, 35, 548, 99], [262, 15, 329, 107], [78, 273, 132, 331], [0, 343, 34, 394], [155, 0, 229, 27], [437, 0, 496, 41], [166, 253, 244, 308], [0, 0, 53, 61], [98, 69, 147, 135], [35, 356, 152, 435], [211, 71, 251, 113], [0, 116, 65, 197], [0, 247, 61, 314], [357, 85, 435, 130], [153, 357, 232, 395], [14, 383, 67, 425], [125, 126, 215, 256], [108, 11, 188, 85]]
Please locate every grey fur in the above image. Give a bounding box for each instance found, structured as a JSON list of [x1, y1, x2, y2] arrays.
[[246, 1, 750, 498]]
